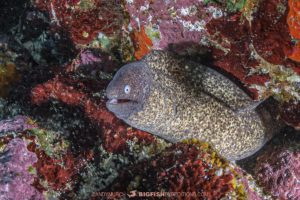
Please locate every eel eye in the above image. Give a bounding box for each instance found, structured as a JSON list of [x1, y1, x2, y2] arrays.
[[124, 85, 131, 94]]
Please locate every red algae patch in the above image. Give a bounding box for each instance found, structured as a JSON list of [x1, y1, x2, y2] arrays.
[[106, 140, 268, 199], [32, 0, 124, 45]]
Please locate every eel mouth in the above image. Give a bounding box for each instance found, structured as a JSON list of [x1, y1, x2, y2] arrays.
[[106, 98, 140, 119], [107, 98, 137, 105]]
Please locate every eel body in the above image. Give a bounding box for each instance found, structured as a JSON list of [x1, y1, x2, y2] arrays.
[[106, 51, 279, 160]]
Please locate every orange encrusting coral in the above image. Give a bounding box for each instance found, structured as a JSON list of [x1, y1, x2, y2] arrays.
[[287, 0, 300, 39], [130, 27, 153, 60], [287, 0, 300, 62], [288, 42, 300, 62]]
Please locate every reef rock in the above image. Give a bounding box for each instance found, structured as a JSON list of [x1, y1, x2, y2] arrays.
[[255, 141, 300, 199], [0, 138, 44, 200], [105, 140, 270, 200], [0, 115, 36, 136]]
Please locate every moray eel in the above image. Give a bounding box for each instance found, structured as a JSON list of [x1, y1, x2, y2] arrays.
[[106, 51, 279, 160]]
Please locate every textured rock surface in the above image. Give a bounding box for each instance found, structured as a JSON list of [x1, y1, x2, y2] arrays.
[[0, 0, 300, 199], [0, 115, 36, 135], [105, 140, 269, 200], [32, 0, 124, 45], [0, 138, 43, 200], [255, 141, 300, 200], [125, 0, 219, 49]]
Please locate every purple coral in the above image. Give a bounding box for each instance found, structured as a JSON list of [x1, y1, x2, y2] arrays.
[[0, 116, 36, 135], [254, 143, 300, 200], [0, 138, 44, 200]]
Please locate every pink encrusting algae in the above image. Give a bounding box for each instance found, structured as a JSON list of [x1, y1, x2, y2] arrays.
[[255, 142, 300, 199], [2, 0, 300, 199], [0, 138, 44, 200]]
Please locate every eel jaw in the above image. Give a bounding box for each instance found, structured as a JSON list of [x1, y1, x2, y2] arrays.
[[107, 98, 134, 104], [106, 98, 140, 119]]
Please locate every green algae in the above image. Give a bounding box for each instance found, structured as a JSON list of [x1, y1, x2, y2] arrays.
[[126, 137, 170, 161], [27, 165, 37, 175], [226, 0, 247, 12], [204, 0, 247, 13], [76, 0, 96, 11], [91, 32, 134, 63], [145, 26, 161, 42]]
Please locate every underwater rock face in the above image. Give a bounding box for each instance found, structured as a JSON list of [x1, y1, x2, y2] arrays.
[[125, 0, 220, 50], [0, 138, 44, 200], [0, 0, 28, 31], [280, 101, 300, 129], [31, 78, 157, 153], [106, 140, 268, 200], [1, 0, 300, 199], [0, 119, 94, 196], [0, 116, 36, 136], [206, 0, 300, 99], [11, 9, 76, 65], [125, 0, 300, 129], [32, 0, 124, 45], [203, 0, 300, 128], [28, 143, 88, 191], [66, 49, 119, 73], [0, 37, 21, 97], [255, 142, 300, 200], [31, 50, 157, 154]]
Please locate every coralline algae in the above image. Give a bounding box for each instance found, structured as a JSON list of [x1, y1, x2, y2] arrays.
[[206, 0, 300, 99], [280, 102, 300, 129], [33, 0, 124, 45], [204, 0, 300, 128], [31, 77, 157, 153], [125, 0, 222, 50], [0, 115, 36, 136], [255, 141, 300, 199], [125, 0, 300, 129], [1, 0, 300, 199], [106, 140, 269, 200], [0, 138, 44, 200], [28, 41, 293, 198]]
